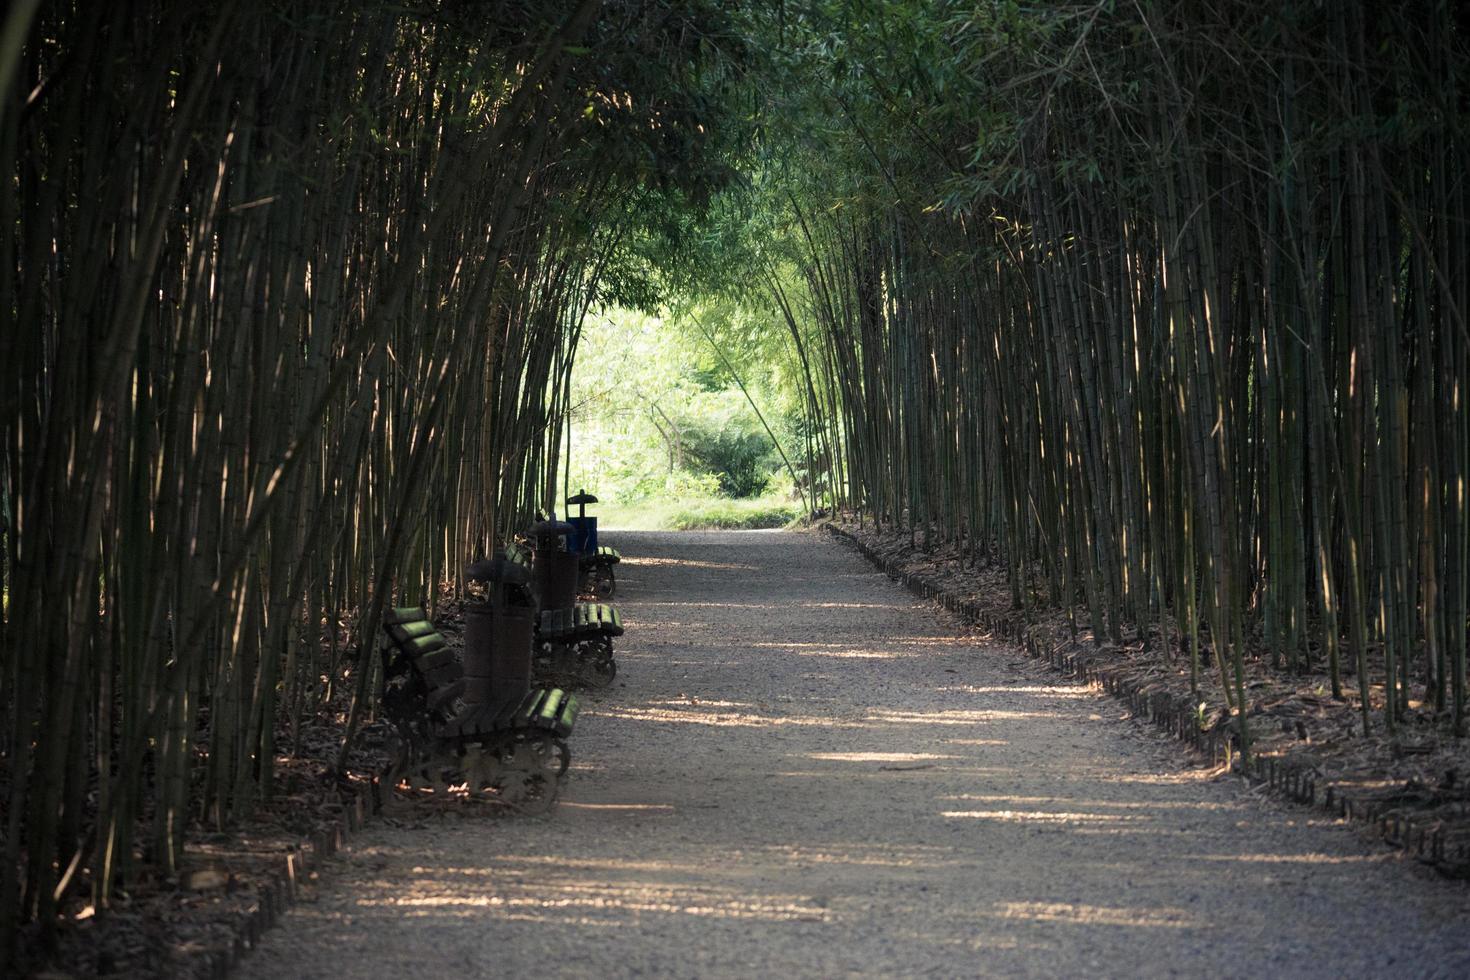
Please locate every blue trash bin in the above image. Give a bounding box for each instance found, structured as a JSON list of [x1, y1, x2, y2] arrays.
[[566, 490, 600, 555]]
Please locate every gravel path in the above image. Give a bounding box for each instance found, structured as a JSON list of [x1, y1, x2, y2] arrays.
[[241, 529, 1470, 979]]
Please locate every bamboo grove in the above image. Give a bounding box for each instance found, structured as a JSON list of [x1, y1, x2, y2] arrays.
[[6, 0, 1470, 957], [773, 1, 1469, 748], [1, 0, 746, 950]]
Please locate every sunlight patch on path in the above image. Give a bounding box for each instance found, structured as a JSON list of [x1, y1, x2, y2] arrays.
[[995, 901, 1197, 929]]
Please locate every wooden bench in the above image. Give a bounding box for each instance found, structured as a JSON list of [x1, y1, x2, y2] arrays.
[[379, 605, 577, 810], [539, 601, 623, 684], [579, 545, 621, 598], [508, 543, 623, 686]]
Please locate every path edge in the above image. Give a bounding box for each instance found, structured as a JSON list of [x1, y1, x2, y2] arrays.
[[822, 522, 1465, 877], [189, 780, 376, 979]]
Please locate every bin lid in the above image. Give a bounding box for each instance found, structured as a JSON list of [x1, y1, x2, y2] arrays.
[[527, 519, 574, 540], [465, 555, 530, 585], [567, 489, 599, 505]]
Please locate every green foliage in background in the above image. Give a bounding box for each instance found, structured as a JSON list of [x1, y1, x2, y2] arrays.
[[563, 304, 805, 526]]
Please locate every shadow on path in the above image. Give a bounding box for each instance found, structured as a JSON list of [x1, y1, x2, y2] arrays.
[[240, 530, 1470, 979]]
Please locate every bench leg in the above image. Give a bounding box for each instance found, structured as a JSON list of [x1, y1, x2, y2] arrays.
[[476, 735, 564, 813], [576, 636, 617, 687], [534, 636, 616, 689], [579, 563, 615, 599], [592, 564, 615, 598]]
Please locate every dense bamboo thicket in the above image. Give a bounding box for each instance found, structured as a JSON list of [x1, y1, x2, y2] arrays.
[[1, 0, 744, 954], [778, 1, 1468, 746], [7, 0, 1468, 961]]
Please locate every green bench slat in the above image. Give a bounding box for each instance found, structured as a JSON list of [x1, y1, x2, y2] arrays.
[[530, 688, 577, 738], [555, 694, 579, 737], [414, 646, 454, 674], [448, 689, 575, 739], [404, 633, 447, 657], [572, 603, 623, 635], [387, 620, 438, 643], [536, 688, 565, 728], [540, 602, 622, 640], [384, 606, 428, 625], [538, 608, 573, 639], [512, 690, 543, 728]]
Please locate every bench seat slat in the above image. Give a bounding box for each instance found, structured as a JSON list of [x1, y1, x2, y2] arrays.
[[540, 602, 622, 637], [535, 689, 565, 729], [512, 690, 543, 728], [537, 608, 573, 640], [477, 704, 507, 736], [469, 704, 502, 737], [555, 694, 579, 737], [493, 696, 524, 729]]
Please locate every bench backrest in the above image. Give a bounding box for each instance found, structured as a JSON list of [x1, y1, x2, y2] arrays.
[[381, 606, 461, 697]]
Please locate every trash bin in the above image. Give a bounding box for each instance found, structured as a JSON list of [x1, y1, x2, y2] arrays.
[[566, 489, 599, 556], [463, 555, 535, 708], [528, 519, 580, 612], [566, 490, 618, 598]]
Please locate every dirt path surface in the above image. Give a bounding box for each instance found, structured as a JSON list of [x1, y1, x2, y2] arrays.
[[240, 530, 1470, 979]]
